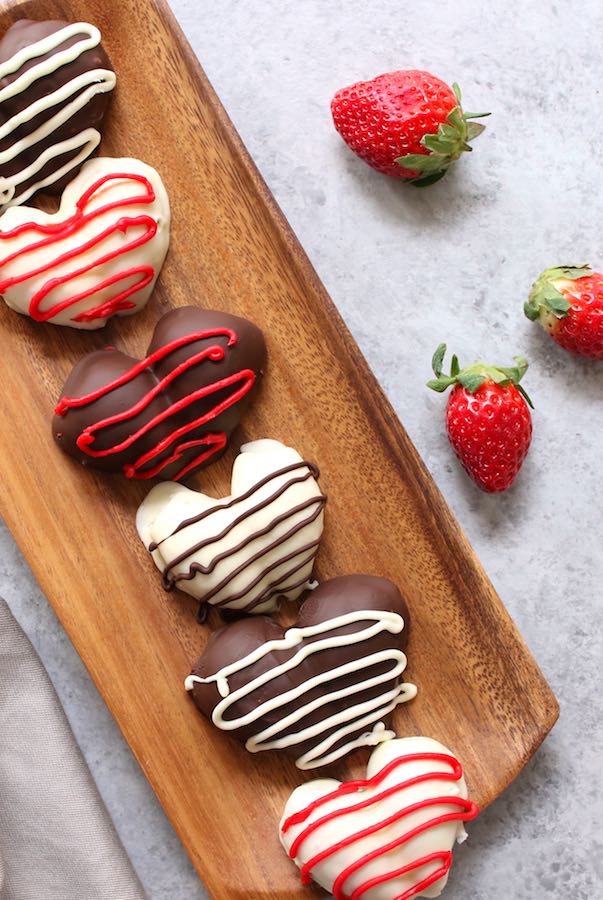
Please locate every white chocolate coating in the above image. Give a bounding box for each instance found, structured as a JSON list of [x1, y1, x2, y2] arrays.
[[185, 609, 416, 769], [0, 22, 116, 209], [136, 439, 326, 614], [280, 736, 474, 899], [0, 156, 170, 328]]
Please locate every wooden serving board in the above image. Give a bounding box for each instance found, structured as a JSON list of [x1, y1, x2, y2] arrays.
[[0, 1, 558, 897]]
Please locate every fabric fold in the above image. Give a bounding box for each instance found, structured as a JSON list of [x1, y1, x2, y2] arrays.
[[0, 597, 146, 900]]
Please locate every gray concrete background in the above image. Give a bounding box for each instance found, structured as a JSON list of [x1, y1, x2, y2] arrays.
[[1, 1, 602, 897]]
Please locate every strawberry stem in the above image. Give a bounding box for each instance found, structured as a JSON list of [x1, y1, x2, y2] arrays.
[[525, 264, 591, 321], [516, 384, 535, 410], [426, 345, 534, 407], [396, 82, 490, 186]]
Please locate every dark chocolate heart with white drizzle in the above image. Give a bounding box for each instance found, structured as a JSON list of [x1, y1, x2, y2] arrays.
[[0, 19, 116, 209], [53, 306, 266, 482], [186, 575, 416, 769]]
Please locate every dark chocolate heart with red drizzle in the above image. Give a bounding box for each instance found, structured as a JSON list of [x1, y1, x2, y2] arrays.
[[186, 575, 416, 770], [52, 307, 266, 482]]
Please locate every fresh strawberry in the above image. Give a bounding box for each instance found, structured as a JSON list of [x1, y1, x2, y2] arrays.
[[427, 345, 533, 493], [524, 265, 603, 360], [330, 70, 489, 185]]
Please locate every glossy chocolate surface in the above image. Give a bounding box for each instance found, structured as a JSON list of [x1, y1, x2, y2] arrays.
[[0, 19, 115, 198], [53, 307, 266, 481], [190, 575, 411, 765]]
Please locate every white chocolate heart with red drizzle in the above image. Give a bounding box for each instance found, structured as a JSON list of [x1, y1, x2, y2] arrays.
[[280, 736, 478, 900], [0, 155, 170, 328]]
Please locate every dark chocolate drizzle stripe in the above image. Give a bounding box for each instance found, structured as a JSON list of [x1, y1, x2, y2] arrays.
[[187, 509, 323, 609], [163, 496, 324, 588], [154, 461, 326, 611], [210, 542, 322, 612], [152, 460, 321, 545]]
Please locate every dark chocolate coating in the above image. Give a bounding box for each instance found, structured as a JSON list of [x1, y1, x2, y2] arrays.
[[52, 307, 267, 481], [0, 19, 115, 200], [190, 575, 411, 765]]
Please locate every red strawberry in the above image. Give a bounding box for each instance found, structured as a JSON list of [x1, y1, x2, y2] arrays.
[[524, 265, 603, 360], [427, 345, 533, 493], [330, 70, 489, 185]]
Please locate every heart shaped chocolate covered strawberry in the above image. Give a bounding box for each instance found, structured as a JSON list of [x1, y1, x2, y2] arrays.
[[0, 156, 170, 328], [185, 575, 416, 768], [280, 735, 478, 899], [0, 19, 116, 209], [53, 306, 266, 481], [137, 439, 326, 614]]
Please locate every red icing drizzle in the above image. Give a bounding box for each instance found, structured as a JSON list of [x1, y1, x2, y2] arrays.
[[0, 173, 159, 323], [55, 328, 256, 481], [281, 752, 479, 900]]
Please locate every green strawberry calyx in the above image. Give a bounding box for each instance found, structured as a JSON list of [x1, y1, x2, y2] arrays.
[[395, 83, 490, 187], [427, 343, 534, 408], [524, 264, 592, 322]]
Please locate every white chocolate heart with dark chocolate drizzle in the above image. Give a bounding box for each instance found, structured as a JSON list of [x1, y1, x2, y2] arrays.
[[136, 439, 326, 615]]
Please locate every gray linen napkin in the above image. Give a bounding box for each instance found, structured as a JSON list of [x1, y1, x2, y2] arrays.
[[0, 597, 146, 900]]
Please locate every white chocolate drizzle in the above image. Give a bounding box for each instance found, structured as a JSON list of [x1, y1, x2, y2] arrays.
[[185, 609, 417, 770], [0, 22, 116, 209]]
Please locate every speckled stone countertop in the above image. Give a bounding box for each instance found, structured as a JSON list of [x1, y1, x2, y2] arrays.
[[1, 2, 601, 898]]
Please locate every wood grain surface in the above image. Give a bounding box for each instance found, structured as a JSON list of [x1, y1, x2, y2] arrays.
[[0, 1, 558, 897]]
